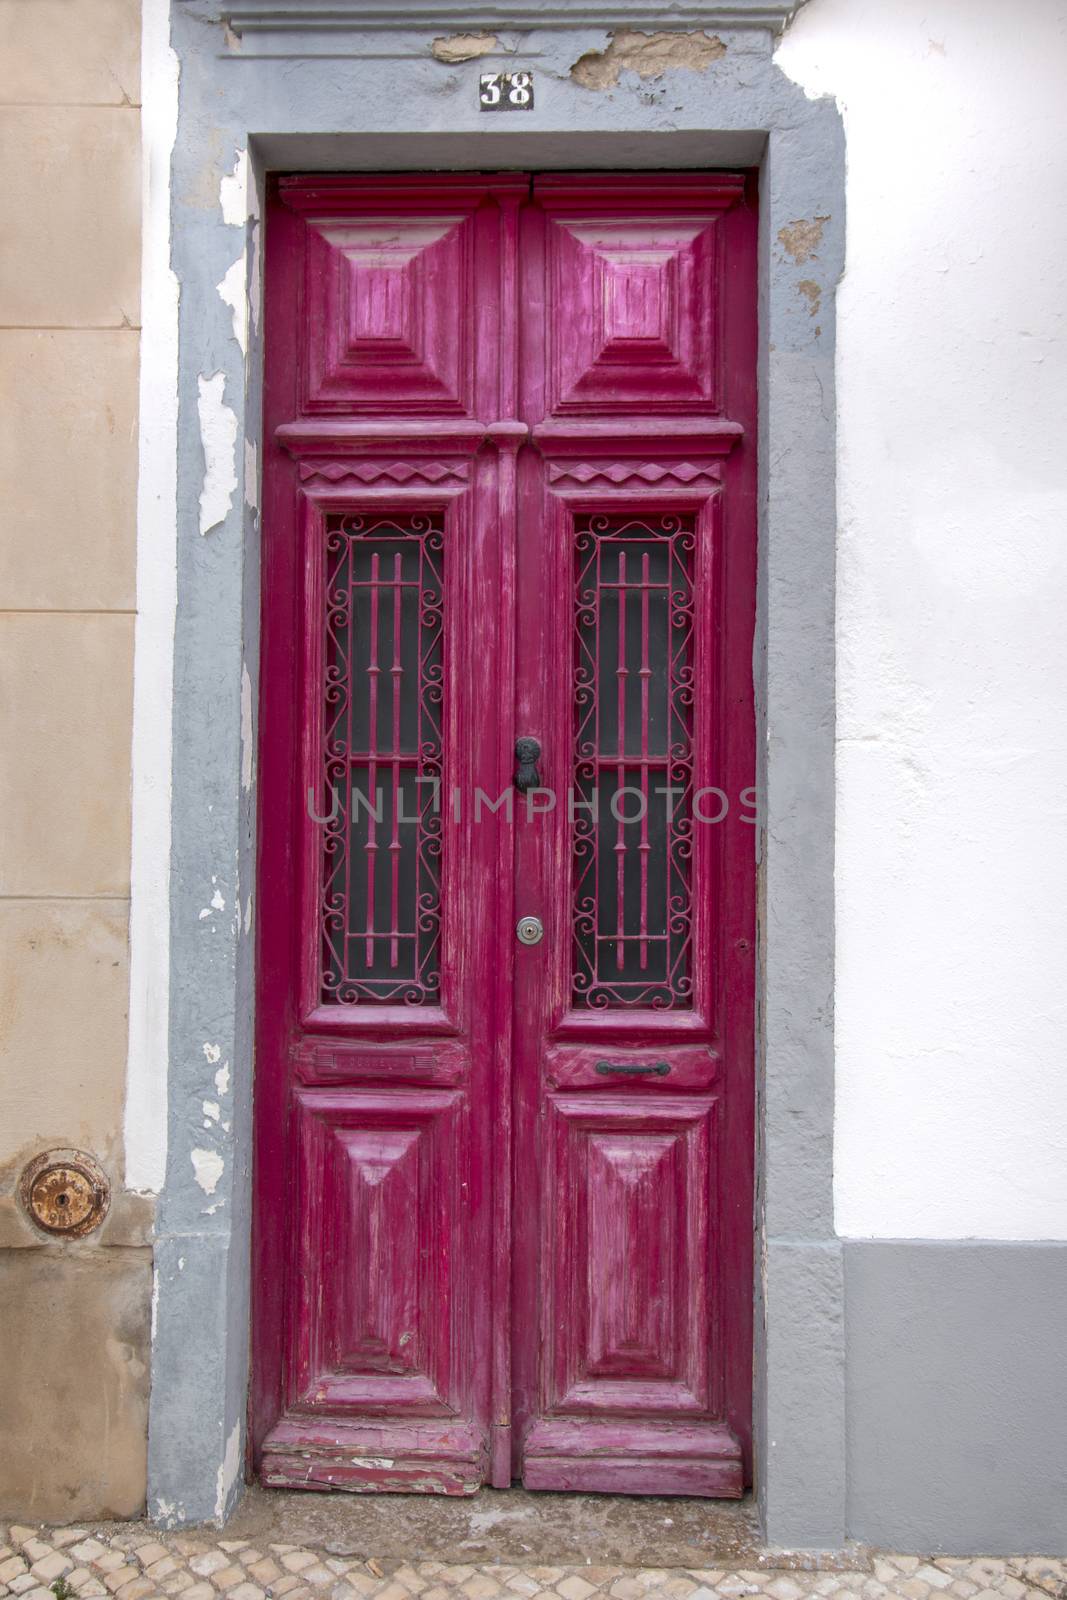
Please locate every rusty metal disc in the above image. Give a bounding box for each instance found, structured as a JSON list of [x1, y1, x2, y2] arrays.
[[19, 1149, 109, 1238]]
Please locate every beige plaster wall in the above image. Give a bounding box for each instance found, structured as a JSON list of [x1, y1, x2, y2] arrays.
[[0, 0, 151, 1521]]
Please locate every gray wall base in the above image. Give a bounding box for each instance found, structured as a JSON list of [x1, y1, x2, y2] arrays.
[[845, 1241, 1067, 1555], [149, 1233, 248, 1526], [763, 1241, 847, 1549]]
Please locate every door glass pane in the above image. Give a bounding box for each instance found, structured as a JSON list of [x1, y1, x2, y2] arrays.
[[319, 512, 444, 1005], [572, 513, 694, 1009]]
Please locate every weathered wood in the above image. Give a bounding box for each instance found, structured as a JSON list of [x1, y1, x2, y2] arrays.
[[253, 171, 757, 1498]]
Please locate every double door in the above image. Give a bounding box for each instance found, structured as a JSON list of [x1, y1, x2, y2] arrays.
[[253, 172, 757, 1496]]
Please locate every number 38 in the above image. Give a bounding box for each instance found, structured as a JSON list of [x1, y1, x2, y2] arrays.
[[479, 71, 533, 109]]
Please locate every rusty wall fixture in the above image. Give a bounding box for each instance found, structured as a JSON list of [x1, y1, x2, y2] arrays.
[[19, 1149, 110, 1238]]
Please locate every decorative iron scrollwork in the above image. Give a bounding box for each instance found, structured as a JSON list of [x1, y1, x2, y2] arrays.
[[319, 511, 444, 1007], [514, 736, 542, 793], [571, 512, 696, 1010]]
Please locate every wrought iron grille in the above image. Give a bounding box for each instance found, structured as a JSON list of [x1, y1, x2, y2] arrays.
[[572, 513, 695, 1009], [319, 512, 444, 1005]]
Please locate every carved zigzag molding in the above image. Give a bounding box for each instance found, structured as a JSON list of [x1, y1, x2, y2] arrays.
[[547, 461, 721, 485], [298, 461, 469, 483]]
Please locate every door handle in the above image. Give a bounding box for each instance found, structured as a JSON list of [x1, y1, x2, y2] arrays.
[[514, 736, 542, 793], [595, 1061, 670, 1077]]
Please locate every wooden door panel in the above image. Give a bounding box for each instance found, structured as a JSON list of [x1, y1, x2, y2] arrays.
[[291, 1088, 464, 1418], [522, 1417, 743, 1498], [286, 180, 488, 416], [512, 174, 756, 1495], [544, 1042, 718, 1092], [536, 175, 745, 418], [294, 1039, 469, 1088], [255, 175, 524, 1493], [260, 1415, 487, 1495], [544, 1094, 715, 1416]]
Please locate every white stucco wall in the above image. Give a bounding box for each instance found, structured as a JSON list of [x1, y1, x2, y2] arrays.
[[125, 0, 178, 1194], [778, 0, 1067, 1240]]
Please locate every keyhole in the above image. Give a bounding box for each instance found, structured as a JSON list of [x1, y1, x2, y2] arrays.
[[56, 1192, 69, 1207]]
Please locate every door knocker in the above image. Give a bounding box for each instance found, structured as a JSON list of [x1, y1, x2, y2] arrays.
[[514, 736, 542, 793]]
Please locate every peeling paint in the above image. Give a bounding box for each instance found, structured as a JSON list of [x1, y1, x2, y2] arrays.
[[241, 664, 254, 793], [152, 1497, 183, 1527], [249, 221, 262, 335], [571, 30, 725, 90], [244, 895, 253, 937], [244, 436, 259, 511], [431, 32, 498, 62], [190, 1147, 224, 1196], [777, 215, 830, 265], [197, 372, 238, 536], [219, 149, 248, 225], [151, 1264, 160, 1341], [203, 1042, 222, 1065], [797, 278, 821, 316], [199, 883, 225, 920], [203, 1100, 221, 1122], [216, 1420, 242, 1522], [214, 1061, 230, 1097], [217, 255, 248, 355]]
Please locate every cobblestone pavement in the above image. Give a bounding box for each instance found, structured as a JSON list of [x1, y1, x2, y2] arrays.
[[1, 1523, 1064, 1600]]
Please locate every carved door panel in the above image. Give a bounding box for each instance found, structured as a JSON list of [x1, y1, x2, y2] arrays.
[[254, 173, 756, 1497]]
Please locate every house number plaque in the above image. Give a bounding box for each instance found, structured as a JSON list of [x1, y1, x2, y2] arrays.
[[479, 72, 534, 110]]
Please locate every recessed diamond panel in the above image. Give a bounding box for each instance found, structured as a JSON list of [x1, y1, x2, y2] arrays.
[[544, 1094, 713, 1417], [544, 213, 720, 413], [304, 214, 476, 413], [292, 1088, 462, 1416]]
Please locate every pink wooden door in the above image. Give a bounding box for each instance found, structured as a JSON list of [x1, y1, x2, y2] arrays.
[[253, 173, 757, 1498]]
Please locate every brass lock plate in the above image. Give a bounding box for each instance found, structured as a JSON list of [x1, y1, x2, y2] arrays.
[[20, 1149, 109, 1238]]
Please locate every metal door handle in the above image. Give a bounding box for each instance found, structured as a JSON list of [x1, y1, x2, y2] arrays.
[[595, 1061, 670, 1076], [514, 736, 541, 793]]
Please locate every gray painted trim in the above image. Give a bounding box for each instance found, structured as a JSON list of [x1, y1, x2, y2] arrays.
[[761, 1242, 847, 1549], [213, 1, 810, 37], [150, 5, 844, 1542], [844, 1241, 1067, 1555]]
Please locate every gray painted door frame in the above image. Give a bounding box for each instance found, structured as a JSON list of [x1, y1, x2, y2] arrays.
[[149, 0, 844, 1546]]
